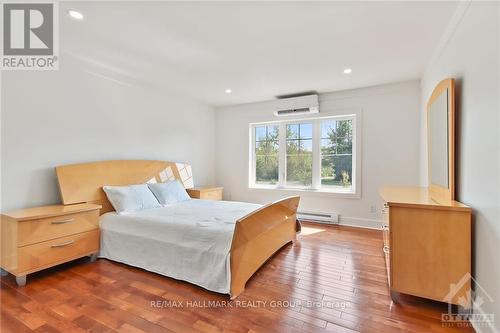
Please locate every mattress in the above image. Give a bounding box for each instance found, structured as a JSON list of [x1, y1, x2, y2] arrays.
[[98, 199, 261, 294]]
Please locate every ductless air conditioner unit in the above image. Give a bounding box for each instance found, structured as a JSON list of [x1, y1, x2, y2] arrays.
[[274, 94, 319, 117]]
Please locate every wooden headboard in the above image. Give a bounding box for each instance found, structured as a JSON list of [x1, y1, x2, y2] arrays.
[[55, 160, 194, 214]]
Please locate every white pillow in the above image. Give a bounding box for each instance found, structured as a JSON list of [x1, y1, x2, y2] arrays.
[[103, 184, 161, 214], [148, 180, 191, 206]]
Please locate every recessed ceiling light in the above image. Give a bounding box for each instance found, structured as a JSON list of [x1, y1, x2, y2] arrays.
[[225, 89, 232, 94], [68, 10, 84, 20], [343, 68, 352, 74]]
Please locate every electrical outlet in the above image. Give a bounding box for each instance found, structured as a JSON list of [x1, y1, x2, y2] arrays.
[[369, 205, 376, 213]]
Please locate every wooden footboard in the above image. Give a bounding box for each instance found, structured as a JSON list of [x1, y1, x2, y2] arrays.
[[229, 196, 300, 299]]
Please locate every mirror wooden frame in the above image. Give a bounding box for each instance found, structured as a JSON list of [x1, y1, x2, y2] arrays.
[[427, 78, 455, 202]]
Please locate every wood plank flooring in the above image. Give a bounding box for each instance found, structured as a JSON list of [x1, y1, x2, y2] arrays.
[[0, 223, 475, 333]]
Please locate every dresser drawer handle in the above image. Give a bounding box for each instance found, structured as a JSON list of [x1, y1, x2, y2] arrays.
[[383, 245, 390, 254], [51, 218, 75, 225], [51, 240, 74, 248]]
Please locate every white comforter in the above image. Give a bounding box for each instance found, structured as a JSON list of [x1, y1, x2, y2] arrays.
[[99, 199, 261, 294]]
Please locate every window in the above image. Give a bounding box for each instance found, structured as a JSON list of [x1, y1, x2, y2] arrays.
[[250, 115, 358, 194], [286, 123, 313, 187], [254, 125, 279, 185], [320, 118, 353, 188]]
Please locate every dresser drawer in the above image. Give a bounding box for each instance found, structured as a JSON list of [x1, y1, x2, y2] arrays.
[[17, 229, 99, 274], [381, 202, 390, 248], [17, 210, 99, 246], [382, 225, 389, 248], [381, 202, 389, 226], [383, 243, 391, 287]]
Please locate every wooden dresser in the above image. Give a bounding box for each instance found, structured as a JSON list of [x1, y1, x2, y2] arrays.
[[0, 203, 101, 286], [187, 186, 223, 200], [380, 187, 472, 305]]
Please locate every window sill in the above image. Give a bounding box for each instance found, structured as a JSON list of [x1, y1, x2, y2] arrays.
[[248, 185, 360, 199]]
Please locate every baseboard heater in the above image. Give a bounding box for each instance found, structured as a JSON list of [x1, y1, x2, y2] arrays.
[[297, 211, 339, 224]]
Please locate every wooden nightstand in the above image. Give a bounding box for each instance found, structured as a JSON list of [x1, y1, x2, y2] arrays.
[[0, 203, 101, 286], [186, 186, 223, 201]]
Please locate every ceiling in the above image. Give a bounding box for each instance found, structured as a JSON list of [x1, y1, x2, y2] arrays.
[[61, 1, 458, 106]]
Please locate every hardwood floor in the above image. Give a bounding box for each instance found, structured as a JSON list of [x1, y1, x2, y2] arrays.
[[1, 223, 475, 333]]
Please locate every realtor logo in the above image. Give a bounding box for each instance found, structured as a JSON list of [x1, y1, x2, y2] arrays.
[[1, 2, 59, 70], [442, 273, 495, 329]]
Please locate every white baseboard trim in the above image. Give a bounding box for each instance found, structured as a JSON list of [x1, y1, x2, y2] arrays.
[[338, 216, 382, 230]]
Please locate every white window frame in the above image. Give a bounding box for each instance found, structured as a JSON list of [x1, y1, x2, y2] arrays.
[[249, 113, 360, 197]]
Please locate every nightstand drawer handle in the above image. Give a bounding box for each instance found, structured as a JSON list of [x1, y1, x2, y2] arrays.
[[51, 240, 74, 248], [51, 218, 75, 225]]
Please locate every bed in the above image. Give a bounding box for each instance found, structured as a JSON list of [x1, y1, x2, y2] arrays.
[[55, 160, 299, 299]]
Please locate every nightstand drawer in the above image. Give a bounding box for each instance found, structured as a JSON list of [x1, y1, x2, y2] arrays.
[[187, 187, 223, 201], [17, 210, 99, 247], [17, 229, 99, 274], [202, 189, 222, 200]]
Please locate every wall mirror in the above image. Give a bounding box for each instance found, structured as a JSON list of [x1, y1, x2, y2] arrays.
[[427, 78, 455, 202]]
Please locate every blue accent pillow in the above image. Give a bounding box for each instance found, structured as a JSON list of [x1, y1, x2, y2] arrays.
[[148, 180, 191, 206], [103, 184, 161, 214]]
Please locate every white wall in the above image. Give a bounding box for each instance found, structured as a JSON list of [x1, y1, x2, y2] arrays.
[[1, 55, 215, 211], [215, 80, 421, 228], [420, 2, 500, 332]]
